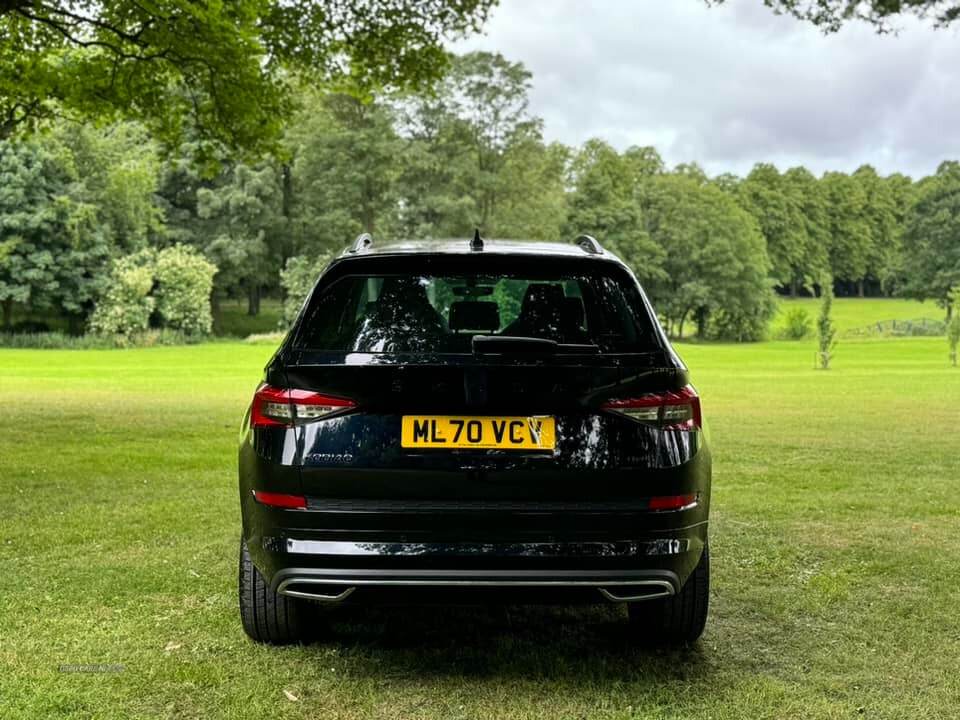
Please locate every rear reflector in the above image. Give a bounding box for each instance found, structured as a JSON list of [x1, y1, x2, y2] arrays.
[[252, 490, 307, 509], [648, 494, 698, 511], [251, 383, 356, 428], [602, 385, 702, 430]]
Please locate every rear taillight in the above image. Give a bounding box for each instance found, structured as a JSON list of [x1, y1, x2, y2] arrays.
[[250, 383, 356, 428], [648, 493, 698, 511], [602, 385, 702, 430], [252, 490, 307, 509]]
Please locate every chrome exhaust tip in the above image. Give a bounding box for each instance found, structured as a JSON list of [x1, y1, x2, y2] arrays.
[[276, 580, 356, 603], [597, 581, 675, 603]]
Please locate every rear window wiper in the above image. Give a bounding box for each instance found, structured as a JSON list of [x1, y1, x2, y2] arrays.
[[472, 335, 600, 355]]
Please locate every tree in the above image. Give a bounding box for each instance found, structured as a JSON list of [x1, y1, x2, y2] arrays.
[[565, 139, 665, 285], [53, 121, 165, 253], [639, 172, 775, 340], [673, 162, 709, 184], [852, 165, 898, 296], [0, 139, 67, 326], [821, 171, 871, 295], [901, 161, 960, 313], [391, 110, 478, 238], [393, 52, 564, 239], [279, 253, 334, 326], [494, 138, 569, 240], [736, 163, 806, 292], [947, 287, 960, 366], [734, 164, 833, 297], [708, 1, 960, 32], [196, 161, 286, 316], [782, 166, 831, 293], [442, 51, 537, 231], [882, 172, 917, 295], [154, 134, 234, 250], [816, 274, 837, 369], [711, 172, 741, 193], [0, 1, 495, 153], [0, 137, 110, 329], [286, 90, 402, 255], [624, 146, 667, 180]]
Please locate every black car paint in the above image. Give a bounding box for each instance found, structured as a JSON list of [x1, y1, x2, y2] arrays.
[[239, 242, 710, 603]]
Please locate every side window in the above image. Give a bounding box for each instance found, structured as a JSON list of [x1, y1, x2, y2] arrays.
[[588, 276, 642, 347], [355, 278, 383, 322], [296, 278, 363, 349]]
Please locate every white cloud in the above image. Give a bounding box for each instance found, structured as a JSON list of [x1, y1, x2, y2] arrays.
[[451, 0, 960, 178]]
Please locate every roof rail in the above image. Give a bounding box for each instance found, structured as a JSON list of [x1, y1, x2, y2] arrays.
[[471, 228, 484, 252], [349, 233, 373, 253], [575, 234, 602, 255]]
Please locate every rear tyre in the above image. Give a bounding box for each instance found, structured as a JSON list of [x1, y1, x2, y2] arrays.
[[628, 542, 709, 645], [239, 538, 314, 644]]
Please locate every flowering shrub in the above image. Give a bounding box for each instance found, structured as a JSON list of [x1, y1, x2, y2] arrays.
[[88, 251, 156, 336], [90, 245, 216, 337], [154, 245, 217, 334]]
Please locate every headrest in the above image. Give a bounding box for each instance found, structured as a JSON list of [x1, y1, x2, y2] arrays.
[[449, 301, 500, 331], [378, 277, 431, 306]]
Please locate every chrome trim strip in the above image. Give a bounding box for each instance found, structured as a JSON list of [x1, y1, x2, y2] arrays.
[[277, 577, 676, 590], [284, 538, 690, 557]]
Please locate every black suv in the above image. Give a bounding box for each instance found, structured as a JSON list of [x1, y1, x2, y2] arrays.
[[238, 235, 710, 644]]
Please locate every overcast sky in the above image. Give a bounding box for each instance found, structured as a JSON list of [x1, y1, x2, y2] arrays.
[[450, 0, 960, 179]]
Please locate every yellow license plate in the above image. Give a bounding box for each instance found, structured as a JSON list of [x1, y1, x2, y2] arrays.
[[401, 416, 556, 450]]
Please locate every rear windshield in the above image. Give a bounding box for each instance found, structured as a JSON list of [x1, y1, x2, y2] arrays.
[[294, 268, 661, 354]]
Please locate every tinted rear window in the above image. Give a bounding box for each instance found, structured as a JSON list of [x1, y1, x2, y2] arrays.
[[294, 266, 660, 354]]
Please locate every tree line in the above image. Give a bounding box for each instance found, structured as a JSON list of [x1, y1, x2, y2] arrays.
[[1, 51, 958, 341]]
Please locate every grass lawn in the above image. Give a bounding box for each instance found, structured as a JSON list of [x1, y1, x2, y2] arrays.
[[215, 298, 283, 338], [770, 297, 940, 335], [1, 338, 958, 719], [5, 297, 284, 339], [6, 297, 942, 343]]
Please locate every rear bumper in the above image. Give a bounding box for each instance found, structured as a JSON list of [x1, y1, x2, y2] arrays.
[[239, 458, 711, 602], [274, 567, 681, 604], [249, 525, 707, 605]]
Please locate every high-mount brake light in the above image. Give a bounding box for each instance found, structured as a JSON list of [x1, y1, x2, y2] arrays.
[[602, 386, 702, 430], [250, 383, 356, 428]]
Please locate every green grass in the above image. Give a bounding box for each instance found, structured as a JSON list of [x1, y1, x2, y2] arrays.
[[6, 296, 941, 345], [771, 297, 940, 335], [5, 297, 283, 339], [1, 338, 958, 719], [215, 298, 282, 338]]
